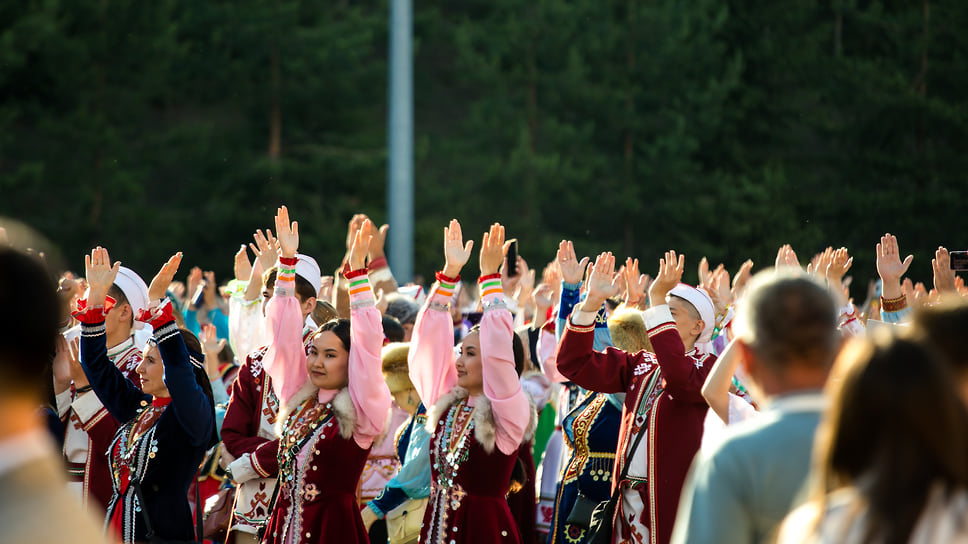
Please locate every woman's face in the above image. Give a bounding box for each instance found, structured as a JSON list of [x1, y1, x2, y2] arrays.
[[306, 331, 349, 390], [136, 345, 169, 397], [455, 330, 483, 394]]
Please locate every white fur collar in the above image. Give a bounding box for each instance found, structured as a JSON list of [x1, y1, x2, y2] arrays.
[[276, 383, 356, 441], [426, 387, 538, 454]]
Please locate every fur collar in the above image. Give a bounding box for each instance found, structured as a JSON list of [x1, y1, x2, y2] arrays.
[[426, 387, 538, 454], [276, 383, 356, 441]]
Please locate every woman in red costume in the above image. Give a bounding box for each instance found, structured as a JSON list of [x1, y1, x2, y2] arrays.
[[260, 207, 392, 544], [410, 220, 536, 544]]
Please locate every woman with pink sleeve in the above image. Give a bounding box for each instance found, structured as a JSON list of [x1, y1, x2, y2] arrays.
[[261, 207, 392, 544], [409, 220, 537, 544]]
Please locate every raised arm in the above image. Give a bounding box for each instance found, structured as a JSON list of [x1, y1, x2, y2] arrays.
[[145, 253, 215, 447], [555, 251, 635, 393], [78, 247, 149, 424], [644, 251, 712, 403], [702, 339, 740, 424], [263, 206, 312, 405], [478, 223, 531, 455], [408, 219, 472, 407], [346, 220, 393, 448]]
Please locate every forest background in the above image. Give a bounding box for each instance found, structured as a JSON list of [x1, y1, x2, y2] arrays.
[[1, 0, 963, 293]]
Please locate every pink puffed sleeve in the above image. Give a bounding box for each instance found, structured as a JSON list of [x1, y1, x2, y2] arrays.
[[478, 275, 530, 455], [345, 269, 393, 448], [408, 277, 460, 408], [537, 329, 566, 383], [263, 258, 309, 407]]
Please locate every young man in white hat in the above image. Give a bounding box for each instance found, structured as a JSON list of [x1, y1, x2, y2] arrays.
[[54, 263, 149, 515], [556, 250, 716, 544]]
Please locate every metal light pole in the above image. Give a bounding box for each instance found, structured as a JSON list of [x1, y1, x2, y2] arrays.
[[387, 0, 414, 283]]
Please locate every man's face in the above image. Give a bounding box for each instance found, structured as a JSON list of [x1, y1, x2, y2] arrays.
[[668, 297, 702, 347]]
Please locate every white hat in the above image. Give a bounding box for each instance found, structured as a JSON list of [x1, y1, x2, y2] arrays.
[[668, 283, 715, 350], [295, 253, 322, 297], [115, 266, 150, 330]]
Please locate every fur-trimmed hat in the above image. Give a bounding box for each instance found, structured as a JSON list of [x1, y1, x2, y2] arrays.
[[381, 342, 413, 394], [608, 306, 653, 353]]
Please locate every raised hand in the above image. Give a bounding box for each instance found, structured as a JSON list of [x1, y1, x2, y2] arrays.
[[876, 233, 912, 300], [442, 219, 473, 277], [532, 283, 555, 313], [274, 206, 299, 259], [775, 244, 801, 270], [52, 335, 74, 393], [250, 229, 280, 274], [807, 247, 833, 278], [147, 253, 184, 301], [556, 240, 589, 285], [624, 257, 649, 307], [479, 223, 508, 276], [65, 337, 86, 388], [187, 266, 203, 301], [345, 214, 368, 251], [368, 223, 390, 262], [580, 252, 621, 312], [348, 219, 374, 271], [826, 247, 853, 284], [85, 247, 121, 307], [698, 257, 712, 286], [932, 246, 956, 294], [732, 259, 754, 299], [649, 250, 685, 305], [234, 245, 253, 281]]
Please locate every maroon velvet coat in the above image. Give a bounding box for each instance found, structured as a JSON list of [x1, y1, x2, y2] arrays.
[[262, 395, 371, 544], [555, 318, 714, 544], [421, 396, 523, 544]]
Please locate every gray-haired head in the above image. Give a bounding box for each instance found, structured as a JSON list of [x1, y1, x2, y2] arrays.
[[733, 269, 840, 373]]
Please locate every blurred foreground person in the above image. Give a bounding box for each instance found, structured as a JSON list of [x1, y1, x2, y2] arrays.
[[0, 247, 106, 543], [673, 271, 840, 544], [777, 335, 968, 543]]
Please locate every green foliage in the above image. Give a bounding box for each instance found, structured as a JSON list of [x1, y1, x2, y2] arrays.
[[1, 0, 965, 295]]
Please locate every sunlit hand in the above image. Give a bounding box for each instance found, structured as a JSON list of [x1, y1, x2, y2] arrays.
[[556, 240, 589, 285], [442, 219, 473, 278], [250, 229, 280, 274], [932, 246, 956, 294], [479, 223, 508, 277], [624, 257, 649, 307], [731, 259, 754, 300], [349, 219, 374, 271], [580, 252, 621, 312], [649, 250, 685, 305], [274, 206, 299, 259], [346, 214, 368, 251], [148, 253, 184, 301], [807, 247, 833, 278], [85, 247, 120, 307], [234, 245, 252, 282], [368, 223, 390, 261], [826, 248, 853, 284], [876, 233, 912, 300]]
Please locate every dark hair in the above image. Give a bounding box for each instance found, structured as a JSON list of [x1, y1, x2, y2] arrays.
[[736, 273, 839, 371], [815, 335, 968, 543], [263, 267, 317, 303], [316, 318, 351, 352], [384, 293, 420, 326], [178, 328, 219, 449], [0, 249, 59, 397], [911, 296, 968, 375], [107, 283, 134, 329], [382, 315, 405, 343], [468, 323, 526, 377]]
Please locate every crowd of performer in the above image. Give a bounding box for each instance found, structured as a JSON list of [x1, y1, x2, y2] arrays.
[[4, 211, 968, 544]]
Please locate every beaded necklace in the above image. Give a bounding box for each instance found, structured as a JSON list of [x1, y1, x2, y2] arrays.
[[115, 398, 170, 477], [277, 396, 332, 486], [432, 398, 475, 490]]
